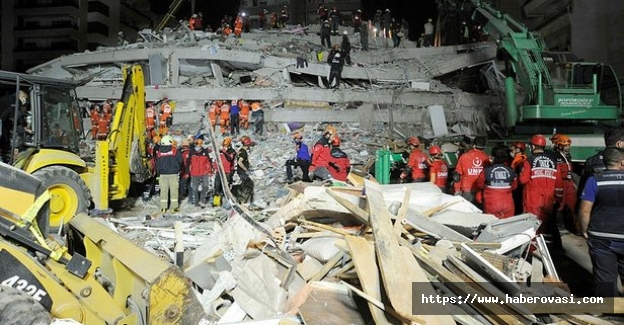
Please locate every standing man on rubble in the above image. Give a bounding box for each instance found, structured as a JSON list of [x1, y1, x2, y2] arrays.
[[285, 132, 311, 183], [551, 134, 578, 232], [206, 101, 219, 132], [230, 99, 240, 137], [340, 31, 352, 65], [179, 138, 192, 201], [251, 101, 264, 137], [156, 135, 183, 213], [360, 21, 369, 51], [320, 20, 331, 48], [520, 134, 561, 250], [219, 101, 230, 135], [239, 99, 250, 130], [328, 136, 351, 181], [352, 9, 363, 34], [188, 139, 213, 207], [578, 146, 624, 297], [89, 103, 100, 140], [578, 128, 624, 198], [510, 141, 527, 215], [453, 136, 490, 203], [145, 101, 157, 140], [310, 126, 335, 181], [279, 6, 289, 28], [327, 51, 344, 89], [423, 18, 434, 47], [476, 147, 517, 218], [400, 136, 429, 183], [214, 137, 236, 206], [428, 145, 449, 192], [159, 98, 173, 136]]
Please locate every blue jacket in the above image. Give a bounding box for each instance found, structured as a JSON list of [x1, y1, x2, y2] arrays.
[[230, 103, 240, 115], [296, 142, 311, 161]]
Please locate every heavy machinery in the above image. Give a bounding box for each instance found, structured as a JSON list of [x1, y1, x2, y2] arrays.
[[443, 0, 622, 161], [0, 66, 152, 228], [0, 162, 202, 324]]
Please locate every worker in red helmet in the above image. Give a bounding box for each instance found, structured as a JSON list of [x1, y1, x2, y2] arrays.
[[453, 136, 491, 203], [328, 136, 351, 181], [476, 147, 518, 218], [520, 134, 562, 250], [551, 134, 579, 232], [310, 126, 335, 181], [428, 145, 448, 192], [400, 136, 429, 183]]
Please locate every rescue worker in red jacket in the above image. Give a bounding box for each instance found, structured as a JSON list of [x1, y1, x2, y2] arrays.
[[214, 137, 236, 206], [219, 101, 230, 135], [520, 134, 562, 249], [453, 136, 491, 203], [188, 139, 213, 207], [509, 141, 527, 215], [159, 98, 173, 136], [400, 136, 429, 182], [428, 145, 448, 192], [179, 139, 192, 200], [90, 104, 100, 140], [476, 147, 518, 218], [310, 125, 335, 181], [551, 134, 578, 232], [145, 101, 157, 140], [328, 136, 351, 181], [206, 101, 219, 131]]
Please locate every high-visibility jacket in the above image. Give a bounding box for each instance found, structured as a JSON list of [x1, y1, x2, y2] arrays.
[[234, 17, 243, 36], [146, 106, 156, 129], [189, 17, 197, 30], [208, 104, 219, 119], [454, 149, 491, 193], [519, 151, 560, 220], [160, 101, 172, 123], [96, 113, 110, 138], [554, 151, 577, 213], [406, 148, 429, 181], [220, 104, 230, 120], [240, 100, 250, 119]]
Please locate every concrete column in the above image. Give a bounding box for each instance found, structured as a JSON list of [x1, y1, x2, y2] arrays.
[[211, 63, 224, 86], [170, 52, 180, 85]]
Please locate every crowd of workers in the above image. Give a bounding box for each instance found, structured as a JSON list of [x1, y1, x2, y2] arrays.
[[399, 129, 624, 297]]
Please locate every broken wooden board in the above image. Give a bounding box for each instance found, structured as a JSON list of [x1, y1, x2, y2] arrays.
[[294, 282, 367, 325], [403, 209, 471, 242], [364, 179, 453, 325], [346, 236, 398, 325]]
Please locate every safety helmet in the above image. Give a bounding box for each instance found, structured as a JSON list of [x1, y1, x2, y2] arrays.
[[223, 137, 232, 147], [407, 136, 420, 147], [195, 139, 204, 147], [181, 139, 190, 147], [357, 9, 362, 13], [192, 14, 198, 18], [331, 136, 341, 146], [241, 136, 252, 146], [292, 132, 303, 140], [161, 135, 173, 146], [334, 52, 341, 58], [551, 134, 571, 146], [153, 135, 161, 144], [429, 145, 442, 155], [343, 30, 348, 35], [530, 134, 547, 147], [511, 141, 526, 152], [324, 125, 336, 135]]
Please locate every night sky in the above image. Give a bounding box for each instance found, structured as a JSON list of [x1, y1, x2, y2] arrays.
[[150, 0, 437, 41]]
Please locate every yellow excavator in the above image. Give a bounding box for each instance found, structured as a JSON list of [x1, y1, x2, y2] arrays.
[[0, 66, 152, 228], [0, 162, 203, 324]]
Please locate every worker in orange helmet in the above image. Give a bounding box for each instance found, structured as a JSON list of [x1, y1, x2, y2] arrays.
[[239, 99, 250, 130], [206, 101, 220, 131], [551, 134, 579, 233], [158, 97, 173, 136], [89, 103, 100, 140], [400, 136, 429, 183], [145, 101, 157, 140], [428, 145, 449, 192], [453, 136, 491, 203], [509, 141, 527, 173], [520, 134, 562, 250], [219, 101, 231, 135], [328, 136, 350, 181]]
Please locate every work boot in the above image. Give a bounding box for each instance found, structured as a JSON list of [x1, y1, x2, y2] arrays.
[[160, 208, 167, 213], [173, 207, 180, 213]]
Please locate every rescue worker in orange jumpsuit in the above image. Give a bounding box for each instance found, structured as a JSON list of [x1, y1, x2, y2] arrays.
[[159, 98, 173, 136], [96, 107, 110, 140], [328, 136, 350, 181], [145, 101, 157, 140], [476, 147, 518, 218], [189, 14, 198, 30], [223, 24, 233, 37], [509, 141, 527, 214], [234, 14, 244, 37], [219, 101, 230, 135], [310, 125, 335, 181], [102, 99, 113, 121], [551, 134, 578, 232], [520, 134, 562, 250], [428, 145, 448, 192], [90, 103, 100, 140], [239, 99, 250, 130], [453, 136, 491, 203], [400, 136, 429, 183], [206, 101, 219, 131]]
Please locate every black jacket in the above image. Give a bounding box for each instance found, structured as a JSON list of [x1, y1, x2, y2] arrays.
[[156, 145, 183, 175]]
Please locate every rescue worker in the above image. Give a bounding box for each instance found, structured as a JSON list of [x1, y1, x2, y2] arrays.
[[400, 136, 429, 183], [195, 12, 204, 30], [279, 6, 289, 28], [214, 137, 236, 206], [320, 20, 331, 48], [96, 106, 110, 140], [352, 9, 362, 34], [285, 132, 311, 183], [188, 139, 213, 207], [340, 31, 352, 65], [317, 5, 328, 23], [250, 101, 264, 136], [235, 136, 254, 195], [476, 147, 518, 218], [310, 125, 335, 181], [223, 24, 232, 37], [579, 128, 624, 198], [156, 135, 183, 213], [230, 99, 240, 136], [424, 18, 434, 47], [453, 136, 490, 203], [90, 103, 100, 140], [381, 9, 392, 38], [428, 145, 448, 192], [551, 134, 578, 232], [145, 101, 157, 140], [520, 134, 561, 250], [239, 99, 250, 130], [329, 7, 340, 35], [327, 51, 344, 89], [578, 147, 624, 297], [219, 101, 230, 135], [189, 14, 198, 30], [270, 12, 278, 29], [360, 20, 369, 51], [259, 9, 267, 30], [234, 14, 244, 37], [390, 18, 402, 48], [206, 101, 219, 131], [102, 99, 113, 121], [159, 98, 173, 136], [179, 139, 192, 200], [328, 136, 351, 181], [510, 141, 527, 215]]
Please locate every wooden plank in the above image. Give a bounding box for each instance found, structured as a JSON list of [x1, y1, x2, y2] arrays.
[[421, 200, 461, 217], [296, 282, 367, 325], [326, 188, 369, 224], [346, 236, 397, 325], [310, 250, 346, 282], [364, 179, 453, 325], [394, 187, 411, 236]]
